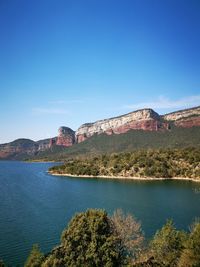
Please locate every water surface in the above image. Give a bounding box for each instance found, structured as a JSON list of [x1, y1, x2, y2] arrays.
[[0, 161, 200, 266]]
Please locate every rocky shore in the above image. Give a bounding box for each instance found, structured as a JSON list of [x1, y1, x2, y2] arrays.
[[48, 171, 200, 183]]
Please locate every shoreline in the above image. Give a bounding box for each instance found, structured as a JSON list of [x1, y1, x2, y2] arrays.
[[25, 160, 60, 163], [48, 171, 200, 183]]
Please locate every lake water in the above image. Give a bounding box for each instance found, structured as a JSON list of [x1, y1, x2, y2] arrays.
[[0, 161, 200, 266]]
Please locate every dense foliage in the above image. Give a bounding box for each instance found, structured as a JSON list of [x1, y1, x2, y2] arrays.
[[24, 245, 44, 267], [1, 209, 200, 266], [30, 126, 200, 161], [42, 209, 122, 267], [150, 220, 187, 266], [49, 147, 200, 180], [178, 220, 200, 267]]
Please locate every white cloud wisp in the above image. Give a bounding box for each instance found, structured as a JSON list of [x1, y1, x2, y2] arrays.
[[124, 95, 200, 111]]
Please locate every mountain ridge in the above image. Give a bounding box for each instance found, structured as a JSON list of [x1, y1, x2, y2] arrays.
[[0, 106, 200, 160]]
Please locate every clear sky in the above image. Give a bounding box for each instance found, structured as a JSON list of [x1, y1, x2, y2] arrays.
[[0, 0, 200, 143]]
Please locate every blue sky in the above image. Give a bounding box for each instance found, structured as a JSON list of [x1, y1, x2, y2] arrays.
[[0, 0, 200, 143]]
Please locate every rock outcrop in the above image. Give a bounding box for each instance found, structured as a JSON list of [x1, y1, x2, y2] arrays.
[[0, 127, 75, 159], [0, 106, 200, 159], [75, 109, 169, 143], [37, 138, 54, 151], [56, 127, 75, 147], [0, 139, 38, 159], [163, 106, 200, 121], [163, 106, 200, 128]]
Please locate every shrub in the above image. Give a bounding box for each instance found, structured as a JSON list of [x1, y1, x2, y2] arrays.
[[150, 220, 187, 266], [178, 220, 200, 267], [43, 209, 122, 267], [25, 244, 44, 267]]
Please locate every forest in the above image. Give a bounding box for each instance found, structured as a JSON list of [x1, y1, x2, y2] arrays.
[[49, 147, 200, 180]]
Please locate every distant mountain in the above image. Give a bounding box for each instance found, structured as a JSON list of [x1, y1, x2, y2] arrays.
[[0, 106, 200, 160], [30, 126, 200, 161], [0, 138, 52, 160]]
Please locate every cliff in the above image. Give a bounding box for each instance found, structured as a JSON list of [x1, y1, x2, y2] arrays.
[[0, 139, 38, 159], [0, 106, 200, 160], [163, 106, 200, 128], [163, 106, 200, 121], [75, 109, 169, 143], [75, 106, 200, 143], [56, 127, 75, 146], [0, 127, 75, 160]]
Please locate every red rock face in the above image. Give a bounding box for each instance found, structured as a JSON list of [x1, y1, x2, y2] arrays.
[[75, 109, 172, 143], [55, 127, 75, 147], [76, 134, 88, 143], [0, 140, 37, 159], [56, 136, 74, 146], [0, 151, 12, 158], [111, 119, 169, 134], [175, 117, 200, 128], [76, 119, 169, 143]]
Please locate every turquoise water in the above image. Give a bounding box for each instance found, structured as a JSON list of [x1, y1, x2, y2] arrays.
[[0, 161, 200, 266]]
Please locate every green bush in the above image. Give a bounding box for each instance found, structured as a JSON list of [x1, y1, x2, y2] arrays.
[[43, 209, 122, 267], [25, 244, 44, 267], [150, 220, 187, 266], [178, 220, 200, 267]]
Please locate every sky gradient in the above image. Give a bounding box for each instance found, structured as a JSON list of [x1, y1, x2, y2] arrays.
[[0, 0, 200, 143]]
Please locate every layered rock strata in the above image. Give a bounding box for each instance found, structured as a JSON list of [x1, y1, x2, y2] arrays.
[[0, 139, 38, 159], [0, 127, 75, 159], [56, 126, 75, 147], [163, 106, 200, 128], [76, 109, 169, 143], [0, 106, 200, 159]]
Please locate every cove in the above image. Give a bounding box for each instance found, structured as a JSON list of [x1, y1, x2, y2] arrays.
[[0, 161, 200, 266]]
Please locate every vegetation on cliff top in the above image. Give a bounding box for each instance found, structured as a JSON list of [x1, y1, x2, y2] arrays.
[[3, 209, 198, 266], [49, 147, 200, 180]]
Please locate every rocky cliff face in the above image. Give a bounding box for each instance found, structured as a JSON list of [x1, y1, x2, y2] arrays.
[[56, 127, 75, 147], [163, 106, 200, 121], [163, 106, 200, 128], [0, 106, 200, 159], [75, 109, 169, 143], [37, 138, 54, 151], [0, 127, 75, 159], [0, 139, 38, 159]]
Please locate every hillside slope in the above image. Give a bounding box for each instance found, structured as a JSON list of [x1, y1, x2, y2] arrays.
[[29, 126, 200, 161], [1, 106, 200, 160], [49, 147, 200, 180]]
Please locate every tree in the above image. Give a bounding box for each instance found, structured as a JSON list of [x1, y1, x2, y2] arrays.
[[41, 246, 66, 267], [25, 244, 44, 267], [43, 209, 122, 267], [111, 209, 144, 262], [150, 220, 187, 266], [178, 220, 200, 267]]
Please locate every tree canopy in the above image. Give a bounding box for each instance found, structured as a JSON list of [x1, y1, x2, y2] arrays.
[[20, 210, 200, 267]]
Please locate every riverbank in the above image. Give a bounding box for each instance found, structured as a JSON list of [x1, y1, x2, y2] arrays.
[[48, 171, 200, 183]]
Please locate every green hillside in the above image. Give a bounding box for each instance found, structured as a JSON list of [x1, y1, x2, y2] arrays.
[[49, 147, 200, 180], [29, 126, 200, 161]]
